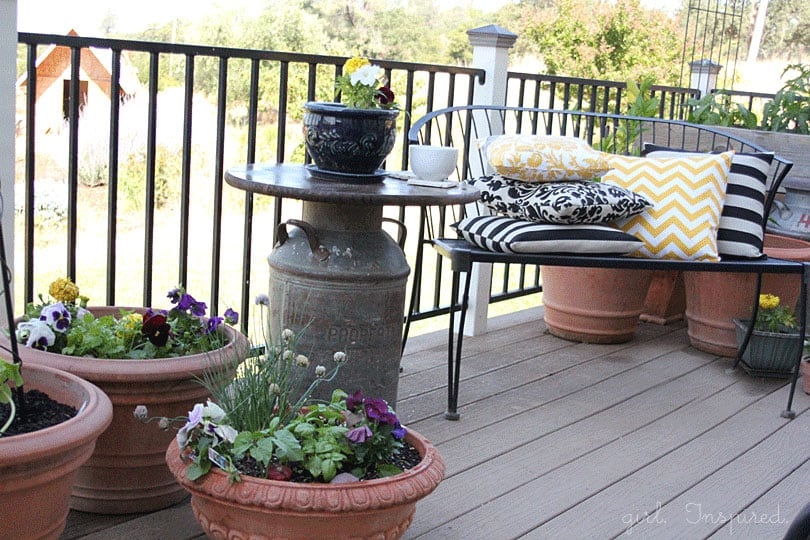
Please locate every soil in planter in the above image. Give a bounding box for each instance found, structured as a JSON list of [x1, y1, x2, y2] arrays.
[[0, 389, 77, 436], [236, 440, 423, 483]]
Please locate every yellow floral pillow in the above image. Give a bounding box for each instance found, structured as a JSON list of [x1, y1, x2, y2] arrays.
[[484, 135, 612, 183], [602, 152, 733, 261]]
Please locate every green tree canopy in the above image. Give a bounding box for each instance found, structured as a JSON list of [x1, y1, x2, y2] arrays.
[[523, 0, 682, 84]]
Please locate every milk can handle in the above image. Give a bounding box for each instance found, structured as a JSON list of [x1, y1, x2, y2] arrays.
[[275, 219, 330, 261], [382, 217, 407, 250]]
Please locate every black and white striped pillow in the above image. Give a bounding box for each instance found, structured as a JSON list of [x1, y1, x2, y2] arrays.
[[453, 215, 643, 254], [643, 144, 774, 259]]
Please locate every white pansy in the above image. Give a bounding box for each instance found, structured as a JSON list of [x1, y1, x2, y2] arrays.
[[133, 405, 148, 420], [295, 354, 309, 368], [202, 400, 227, 423], [17, 320, 56, 348], [333, 351, 347, 364], [315, 365, 326, 377], [350, 64, 383, 87], [214, 423, 239, 444]]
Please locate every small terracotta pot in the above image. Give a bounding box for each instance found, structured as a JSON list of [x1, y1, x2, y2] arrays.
[[0, 363, 112, 540], [542, 266, 655, 344], [0, 306, 249, 514], [166, 428, 445, 540]]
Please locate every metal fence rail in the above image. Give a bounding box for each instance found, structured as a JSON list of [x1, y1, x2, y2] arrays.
[[15, 32, 484, 330], [16, 32, 774, 334]]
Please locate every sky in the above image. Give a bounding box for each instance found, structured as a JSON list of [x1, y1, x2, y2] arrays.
[[17, 0, 679, 36], [16, 0, 516, 36]]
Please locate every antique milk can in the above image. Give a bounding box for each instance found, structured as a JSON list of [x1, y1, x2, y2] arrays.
[[268, 201, 409, 407]]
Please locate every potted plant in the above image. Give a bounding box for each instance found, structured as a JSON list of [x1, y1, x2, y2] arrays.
[[686, 63, 810, 187], [0, 360, 112, 539], [733, 293, 803, 377], [155, 298, 444, 539], [303, 56, 400, 180], [0, 279, 249, 514]]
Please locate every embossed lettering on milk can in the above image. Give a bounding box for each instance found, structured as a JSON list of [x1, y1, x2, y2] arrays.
[[268, 218, 409, 407]]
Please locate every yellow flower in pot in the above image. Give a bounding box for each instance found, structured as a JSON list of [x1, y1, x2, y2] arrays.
[[753, 293, 797, 333], [734, 293, 802, 377]]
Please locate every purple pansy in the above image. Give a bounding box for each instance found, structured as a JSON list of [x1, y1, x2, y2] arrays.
[[206, 316, 223, 334], [224, 308, 239, 325], [346, 425, 373, 444], [364, 398, 397, 425], [346, 390, 364, 411], [391, 422, 406, 440]]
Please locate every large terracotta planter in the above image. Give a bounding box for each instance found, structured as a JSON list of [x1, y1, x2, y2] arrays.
[[802, 359, 810, 394], [684, 233, 810, 357], [541, 266, 655, 343], [166, 428, 445, 540], [1, 306, 249, 514], [0, 363, 112, 540]]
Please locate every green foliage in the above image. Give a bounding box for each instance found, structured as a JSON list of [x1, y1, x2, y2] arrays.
[[524, 0, 681, 84], [17, 281, 236, 359], [761, 63, 810, 134], [0, 361, 23, 435], [686, 91, 759, 128], [759, 0, 810, 60], [595, 79, 660, 154], [754, 293, 797, 333], [119, 145, 181, 210]]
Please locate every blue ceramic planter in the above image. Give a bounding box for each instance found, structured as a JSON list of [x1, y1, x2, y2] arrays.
[[303, 102, 399, 179]]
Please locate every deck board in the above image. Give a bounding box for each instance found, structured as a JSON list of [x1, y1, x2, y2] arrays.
[[61, 307, 810, 539]]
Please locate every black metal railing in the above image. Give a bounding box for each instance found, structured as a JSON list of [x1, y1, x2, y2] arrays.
[[506, 72, 700, 120], [15, 32, 484, 331], [18, 32, 773, 336]]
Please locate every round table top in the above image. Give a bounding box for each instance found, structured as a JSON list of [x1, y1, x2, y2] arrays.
[[225, 163, 480, 206]]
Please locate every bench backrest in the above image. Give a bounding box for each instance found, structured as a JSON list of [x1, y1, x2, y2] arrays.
[[407, 105, 793, 227]]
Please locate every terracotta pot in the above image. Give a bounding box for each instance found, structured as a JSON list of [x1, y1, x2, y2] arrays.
[[684, 233, 810, 357], [0, 363, 112, 540], [0, 306, 249, 514], [541, 266, 655, 344], [166, 428, 445, 540], [802, 359, 810, 395]]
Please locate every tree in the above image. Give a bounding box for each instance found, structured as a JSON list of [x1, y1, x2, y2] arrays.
[[523, 0, 682, 84]]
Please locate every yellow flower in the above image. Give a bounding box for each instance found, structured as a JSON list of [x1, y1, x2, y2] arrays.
[[116, 312, 144, 340], [344, 56, 370, 75], [759, 294, 780, 311], [49, 277, 80, 303]]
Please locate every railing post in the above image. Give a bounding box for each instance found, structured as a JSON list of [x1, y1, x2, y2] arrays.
[[0, 0, 16, 328], [464, 24, 517, 336]]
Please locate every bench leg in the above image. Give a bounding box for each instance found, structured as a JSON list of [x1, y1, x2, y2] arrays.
[[782, 263, 810, 419], [445, 269, 473, 420], [732, 272, 764, 371]]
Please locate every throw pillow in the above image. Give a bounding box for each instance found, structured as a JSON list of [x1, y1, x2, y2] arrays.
[[643, 143, 774, 259], [602, 152, 733, 261], [453, 215, 644, 254], [483, 134, 612, 183], [470, 175, 652, 225]]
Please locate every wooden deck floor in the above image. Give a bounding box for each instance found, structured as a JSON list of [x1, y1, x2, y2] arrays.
[[62, 307, 810, 539]]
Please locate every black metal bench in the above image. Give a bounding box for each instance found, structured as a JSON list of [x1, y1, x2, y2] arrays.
[[405, 105, 807, 420]]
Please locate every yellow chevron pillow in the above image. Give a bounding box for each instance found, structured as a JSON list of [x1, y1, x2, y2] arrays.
[[602, 152, 733, 261], [484, 135, 612, 182]]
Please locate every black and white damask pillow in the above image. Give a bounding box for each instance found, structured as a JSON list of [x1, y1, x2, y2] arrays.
[[469, 175, 652, 225], [453, 215, 643, 254]]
